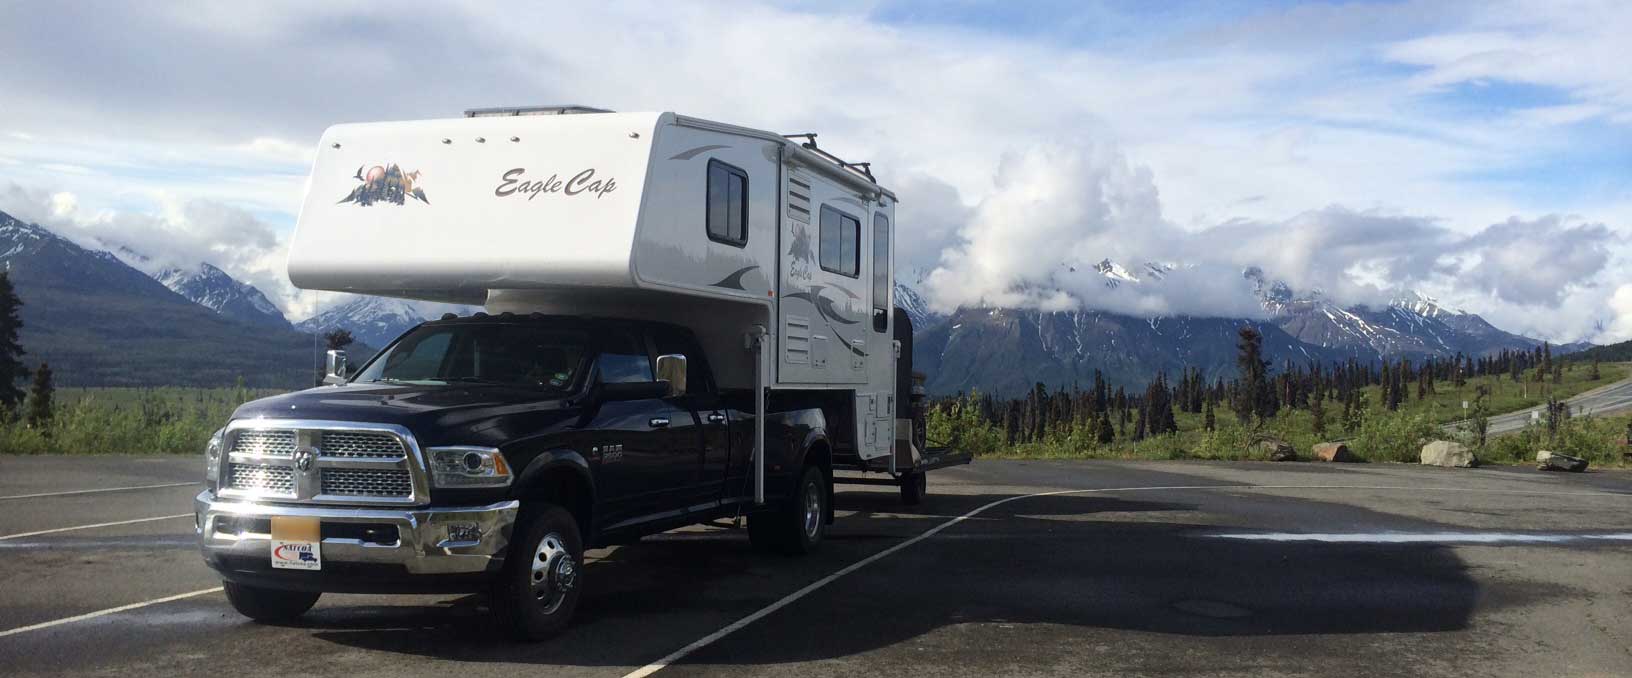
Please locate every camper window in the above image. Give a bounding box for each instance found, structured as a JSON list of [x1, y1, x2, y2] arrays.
[[706, 160, 748, 247], [819, 204, 860, 277], [872, 212, 890, 332]]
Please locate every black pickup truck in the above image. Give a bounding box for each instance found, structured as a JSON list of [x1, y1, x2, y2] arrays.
[[194, 314, 834, 639]]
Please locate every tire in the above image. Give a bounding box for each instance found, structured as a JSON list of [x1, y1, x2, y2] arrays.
[[223, 581, 320, 624], [491, 504, 584, 641], [748, 465, 827, 555], [900, 471, 927, 505]]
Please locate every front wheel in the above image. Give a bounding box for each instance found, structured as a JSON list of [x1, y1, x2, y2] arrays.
[[748, 465, 827, 555], [491, 504, 584, 641], [223, 581, 320, 623]]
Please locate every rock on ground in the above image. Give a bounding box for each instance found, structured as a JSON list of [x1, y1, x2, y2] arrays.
[[1312, 442, 1359, 463], [1256, 438, 1297, 462], [1536, 450, 1588, 472], [1420, 440, 1477, 468]]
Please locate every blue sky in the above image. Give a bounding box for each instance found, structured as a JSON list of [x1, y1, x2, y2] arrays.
[[0, 0, 1626, 340]]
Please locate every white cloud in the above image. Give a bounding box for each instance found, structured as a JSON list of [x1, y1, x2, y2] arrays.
[[1604, 285, 1632, 342], [1, 182, 303, 319], [0, 0, 1625, 339]]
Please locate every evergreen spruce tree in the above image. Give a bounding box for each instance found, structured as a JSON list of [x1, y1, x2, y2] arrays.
[[1096, 409, 1114, 445], [1203, 397, 1216, 432], [1344, 391, 1367, 434], [1469, 385, 1491, 448], [1310, 386, 1326, 437], [0, 271, 26, 415], [1132, 404, 1147, 441], [24, 362, 52, 430], [1233, 327, 1269, 426]]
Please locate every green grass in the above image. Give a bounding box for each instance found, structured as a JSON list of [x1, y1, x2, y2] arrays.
[[7, 362, 1630, 464], [0, 386, 284, 455], [1380, 363, 1627, 426], [931, 363, 1632, 467]]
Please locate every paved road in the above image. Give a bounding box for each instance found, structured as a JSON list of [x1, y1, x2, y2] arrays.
[[1441, 376, 1632, 435], [2, 455, 1630, 677]]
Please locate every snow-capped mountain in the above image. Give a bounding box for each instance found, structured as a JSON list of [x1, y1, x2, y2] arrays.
[[0, 210, 317, 386], [894, 281, 934, 329], [914, 306, 1348, 396], [902, 258, 1588, 395], [156, 263, 290, 329], [1244, 269, 1557, 361], [297, 294, 479, 348]]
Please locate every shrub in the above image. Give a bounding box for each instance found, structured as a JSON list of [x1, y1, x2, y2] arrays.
[[1352, 410, 1439, 462]]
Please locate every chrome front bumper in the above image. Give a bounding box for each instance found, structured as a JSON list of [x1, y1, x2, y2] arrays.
[[194, 491, 519, 575]]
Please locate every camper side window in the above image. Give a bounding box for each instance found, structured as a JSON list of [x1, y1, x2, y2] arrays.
[[872, 212, 890, 333], [706, 160, 748, 247], [819, 205, 860, 278]]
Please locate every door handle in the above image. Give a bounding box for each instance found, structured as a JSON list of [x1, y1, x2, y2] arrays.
[[649, 417, 671, 428], [707, 412, 727, 424]]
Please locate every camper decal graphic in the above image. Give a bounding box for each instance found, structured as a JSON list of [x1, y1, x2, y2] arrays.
[[786, 284, 867, 357], [787, 223, 816, 281], [339, 164, 429, 206], [709, 265, 760, 291], [495, 168, 618, 200]]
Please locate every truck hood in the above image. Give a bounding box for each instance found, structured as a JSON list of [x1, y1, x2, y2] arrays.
[[230, 382, 580, 449]]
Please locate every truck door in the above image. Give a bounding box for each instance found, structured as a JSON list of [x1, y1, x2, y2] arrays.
[[652, 326, 729, 509], [588, 328, 701, 531]]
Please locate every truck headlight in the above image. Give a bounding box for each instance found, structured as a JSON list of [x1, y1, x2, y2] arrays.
[[204, 428, 225, 488], [427, 446, 512, 488]]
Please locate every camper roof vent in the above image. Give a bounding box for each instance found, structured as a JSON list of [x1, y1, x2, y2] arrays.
[[464, 105, 614, 118]]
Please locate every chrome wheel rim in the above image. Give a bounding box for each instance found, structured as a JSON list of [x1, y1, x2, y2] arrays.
[[802, 479, 822, 540], [530, 532, 576, 614]]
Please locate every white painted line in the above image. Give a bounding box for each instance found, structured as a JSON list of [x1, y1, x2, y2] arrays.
[[0, 587, 222, 639], [0, 482, 197, 501], [0, 514, 192, 541], [620, 481, 1630, 677], [1209, 532, 1632, 544]]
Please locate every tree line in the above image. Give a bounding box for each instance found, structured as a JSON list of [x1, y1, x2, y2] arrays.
[[930, 326, 1597, 448], [0, 271, 55, 431]]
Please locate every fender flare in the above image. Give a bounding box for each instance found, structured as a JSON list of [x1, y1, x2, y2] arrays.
[[514, 448, 596, 507], [797, 428, 831, 470]]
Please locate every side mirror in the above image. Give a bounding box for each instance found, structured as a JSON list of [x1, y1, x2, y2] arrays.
[[655, 354, 687, 398], [323, 350, 348, 385]]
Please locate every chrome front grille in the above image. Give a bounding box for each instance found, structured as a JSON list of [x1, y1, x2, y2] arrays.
[[218, 421, 426, 506], [230, 429, 296, 457], [228, 463, 295, 496], [321, 468, 413, 497], [318, 431, 406, 459]]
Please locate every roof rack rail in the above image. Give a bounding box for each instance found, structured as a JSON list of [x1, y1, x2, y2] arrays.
[[782, 133, 877, 184], [464, 105, 614, 118]]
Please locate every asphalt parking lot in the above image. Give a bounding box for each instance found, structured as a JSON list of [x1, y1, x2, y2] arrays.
[[1, 455, 1629, 678]]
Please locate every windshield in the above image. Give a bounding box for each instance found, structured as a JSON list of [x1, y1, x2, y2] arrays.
[[353, 323, 588, 390]]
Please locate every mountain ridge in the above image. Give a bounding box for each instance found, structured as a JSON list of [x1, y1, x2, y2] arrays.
[[296, 294, 478, 348], [899, 260, 1589, 396], [0, 210, 318, 387]]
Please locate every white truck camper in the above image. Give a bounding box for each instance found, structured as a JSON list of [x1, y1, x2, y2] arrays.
[[196, 106, 969, 638], [287, 107, 967, 503]]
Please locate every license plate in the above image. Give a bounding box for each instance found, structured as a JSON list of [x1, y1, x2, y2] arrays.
[[269, 516, 322, 571]]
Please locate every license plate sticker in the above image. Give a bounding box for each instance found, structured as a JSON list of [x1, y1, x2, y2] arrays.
[[269, 516, 321, 571], [270, 540, 321, 570]]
